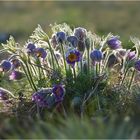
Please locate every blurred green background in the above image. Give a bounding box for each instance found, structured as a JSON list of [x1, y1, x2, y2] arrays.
[[0, 1, 140, 44]]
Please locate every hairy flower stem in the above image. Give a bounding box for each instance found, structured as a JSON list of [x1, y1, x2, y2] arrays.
[[47, 41, 60, 69], [72, 67, 76, 82], [99, 62, 101, 75], [96, 63, 98, 76], [21, 62, 34, 91], [60, 43, 67, 74], [30, 64, 39, 80], [103, 50, 111, 71], [47, 41, 55, 70], [128, 69, 136, 90], [87, 49, 90, 74], [80, 60, 83, 73], [25, 62, 37, 91], [60, 102, 67, 118], [36, 58, 42, 80], [21, 59, 37, 91], [0, 48, 8, 53], [120, 68, 129, 85], [96, 93, 101, 110], [0, 87, 16, 98]]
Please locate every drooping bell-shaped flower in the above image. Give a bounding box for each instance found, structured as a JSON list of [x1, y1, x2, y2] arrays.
[[134, 59, 140, 71], [56, 31, 66, 44], [107, 36, 121, 50], [35, 47, 47, 59], [27, 43, 36, 54], [50, 34, 58, 48], [90, 49, 103, 62], [0, 60, 12, 72], [32, 88, 55, 108], [127, 50, 136, 60], [52, 84, 65, 102], [9, 70, 24, 80], [11, 58, 21, 69], [74, 27, 87, 41], [67, 36, 78, 48]]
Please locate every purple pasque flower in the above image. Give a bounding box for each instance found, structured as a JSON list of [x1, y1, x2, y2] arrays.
[[50, 34, 58, 48], [90, 49, 103, 62], [9, 70, 24, 80], [107, 36, 121, 50], [0, 60, 12, 72], [134, 59, 140, 71], [32, 88, 55, 108], [35, 47, 47, 59], [77, 40, 86, 52], [67, 36, 78, 48], [127, 50, 136, 60], [52, 84, 65, 102], [74, 27, 87, 41], [66, 49, 82, 67], [56, 31, 66, 44], [0, 88, 9, 100], [11, 58, 21, 69], [27, 43, 36, 54]]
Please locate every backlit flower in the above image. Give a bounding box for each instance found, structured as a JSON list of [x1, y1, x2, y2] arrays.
[[51, 34, 58, 48], [66, 49, 82, 67], [74, 27, 87, 41], [0, 60, 12, 72], [32, 88, 55, 108], [67, 36, 78, 47], [52, 84, 65, 102], [35, 47, 47, 59], [107, 36, 121, 50], [9, 70, 24, 80], [90, 49, 103, 62], [27, 43, 36, 54], [127, 51, 136, 60], [134, 59, 140, 71], [56, 31, 66, 44], [11, 58, 21, 69]]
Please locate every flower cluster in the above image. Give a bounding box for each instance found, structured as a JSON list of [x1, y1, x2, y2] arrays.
[[1, 23, 140, 113], [32, 85, 65, 108], [26, 43, 47, 59]]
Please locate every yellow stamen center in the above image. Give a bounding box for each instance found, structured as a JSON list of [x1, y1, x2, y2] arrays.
[[55, 87, 61, 96], [36, 52, 42, 57], [68, 54, 77, 62]]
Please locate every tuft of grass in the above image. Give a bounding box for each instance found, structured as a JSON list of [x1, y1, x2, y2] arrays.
[[0, 115, 138, 139]]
